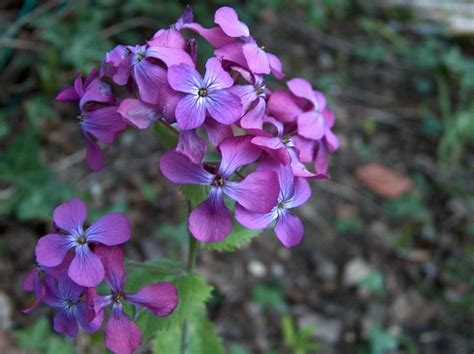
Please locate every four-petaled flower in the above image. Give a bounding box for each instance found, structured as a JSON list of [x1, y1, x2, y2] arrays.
[[35, 199, 131, 287]]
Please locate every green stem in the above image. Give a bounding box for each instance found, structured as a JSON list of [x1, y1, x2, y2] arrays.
[[180, 203, 199, 354]]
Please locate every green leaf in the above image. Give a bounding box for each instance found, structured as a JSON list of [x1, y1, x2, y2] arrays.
[[14, 317, 75, 354], [154, 121, 178, 149], [203, 220, 261, 252], [153, 311, 224, 354], [179, 185, 209, 207]]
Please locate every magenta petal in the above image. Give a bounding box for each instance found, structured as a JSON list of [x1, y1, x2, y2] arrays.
[[83, 131, 105, 172], [240, 97, 265, 130], [204, 57, 234, 90], [218, 136, 262, 177], [85, 213, 131, 246], [189, 188, 232, 242], [214, 42, 248, 68], [287, 78, 315, 103], [267, 91, 301, 122], [251, 136, 290, 165], [167, 63, 202, 93], [235, 203, 274, 229], [224, 170, 279, 213], [268, 53, 284, 79], [206, 90, 242, 125], [214, 6, 250, 38], [160, 150, 214, 185], [35, 234, 71, 267], [315, 142, 329, 175], [183, 23, 234, 48], [127, 282, 178, 317], [229, 84, 258, 112], [54, 311, 78, 337], [325, 128, 340, 152], [204, 118, 234, 147], [53, 199, 87, 234], [146, 46, 194, 67], [157, 86, 182, 123], [56, 87, 79, 102], [293, 135, 315, 163], [287, 177, 311, 208], [105, 308, 142, 354], [175, 94, 207, 129], [275, 212, 304, 248], [149, 28, 186, 49], [297, 111, 325, 140], [133, 60, 168, 105], [177, 130, 207, 164], [76, 301, 103, 333], [94, 245, 126, 292], [22, 269, 36, 291], [68, 247, 105, 287], [83, 107, 127, 144], [243, 42, 270, 75], [79, 79, 113, 111], [117, 99, 160, 129]]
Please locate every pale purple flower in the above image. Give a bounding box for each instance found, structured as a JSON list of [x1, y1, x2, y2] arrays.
[[94, 245, 178, 354], [43, 275, 103, 337], [35, 199, 131, 287], [235, 164, 311, 247], [167, 57, 242, 129], [102, 41, 193, 105], [160, 136, 280, 242]]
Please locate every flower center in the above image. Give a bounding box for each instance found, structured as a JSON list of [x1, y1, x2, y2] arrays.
[[277, 201, 286, 209], [198, 88, 208, 97], [135, 51, 146, 62], [76, 235, 87, 245], [112, 292, 124, 304], [213, 175, 225, 187], [281, 136, 291, 145]]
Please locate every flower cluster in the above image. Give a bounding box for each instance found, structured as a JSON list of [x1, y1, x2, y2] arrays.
[[56, 5, 339, 247], [23, 199, 178, 354]]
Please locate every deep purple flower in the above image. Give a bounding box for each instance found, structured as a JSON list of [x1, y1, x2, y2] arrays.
[[43, 275, 103, 337], [35, 199, 131, 287], [235, 164, 311, 247], [94, 245, 178, 354], [160, 136, 280, 242], [167, 57, 242, 129]]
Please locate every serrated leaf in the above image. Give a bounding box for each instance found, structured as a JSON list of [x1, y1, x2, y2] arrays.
[[153, 121, 178, 149], [179, 185, 210, 207], [203, 220, 261, 252], [153, 311, 224, 354]]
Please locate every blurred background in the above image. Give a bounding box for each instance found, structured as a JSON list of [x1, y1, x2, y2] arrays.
[[1, 1, 474, 353]]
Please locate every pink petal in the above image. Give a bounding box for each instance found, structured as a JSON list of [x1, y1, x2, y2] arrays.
[[117, 99, 160, 130], [293, 135, 315, 163], [35, 234, 72, 267], [94, 245, 126, 292], [229, 84, 258, 113], [189, 188, 233, 242], [177, 130, 207, 164], [204, 57, 234, 90], [224, 170, 279, 213], [149, 28, 186, 49], [214, 6, 250, 38], [146, 46, 194, 67], [275, 212, 304, 248], [214, 42, 248, 68], [325, 129, 340, 152], [79, 79, 114, 111], [167, 63, 202, 94], [206, 90, 242, 125], [218, 136, 262, 177], [287, 78, 315, 105], [53, 199, 87, 234], [235, 203, 275, 229], [157, 86, 182, 123], [314, 142, 329, 175], [85, 213, 131, 246], [287, 177, 311, 208], [204, 118, 234, 147], [56, 87, 79, 102], [243, 42, 270, 75], [68, 247, 105, 287], [82, 131, 105, 172], [297, 111, 325, 140], [268, 53, 284, 79], [267, 91, 301, 122], [175, 94, 207, 129], [183, 23, 234, 48], [240, 97, 266, 130], [251, 136, 290, 165], [105, 308, 142, 354], [127, 282, 178, 317], [160, 150, 214, 185]]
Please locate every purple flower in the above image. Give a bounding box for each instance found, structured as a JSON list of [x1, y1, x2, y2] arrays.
[[35, 199, 131, 287], [235, 164, 311, 247], [167, 57, 242, 129], [94, 246, 178, 354], [43, 275, 103, 337], [160, 136, 280, 242], [102, 41, 194, 105]]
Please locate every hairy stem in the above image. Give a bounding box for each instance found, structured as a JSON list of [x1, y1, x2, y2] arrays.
[[180, 202, 199, 354]]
